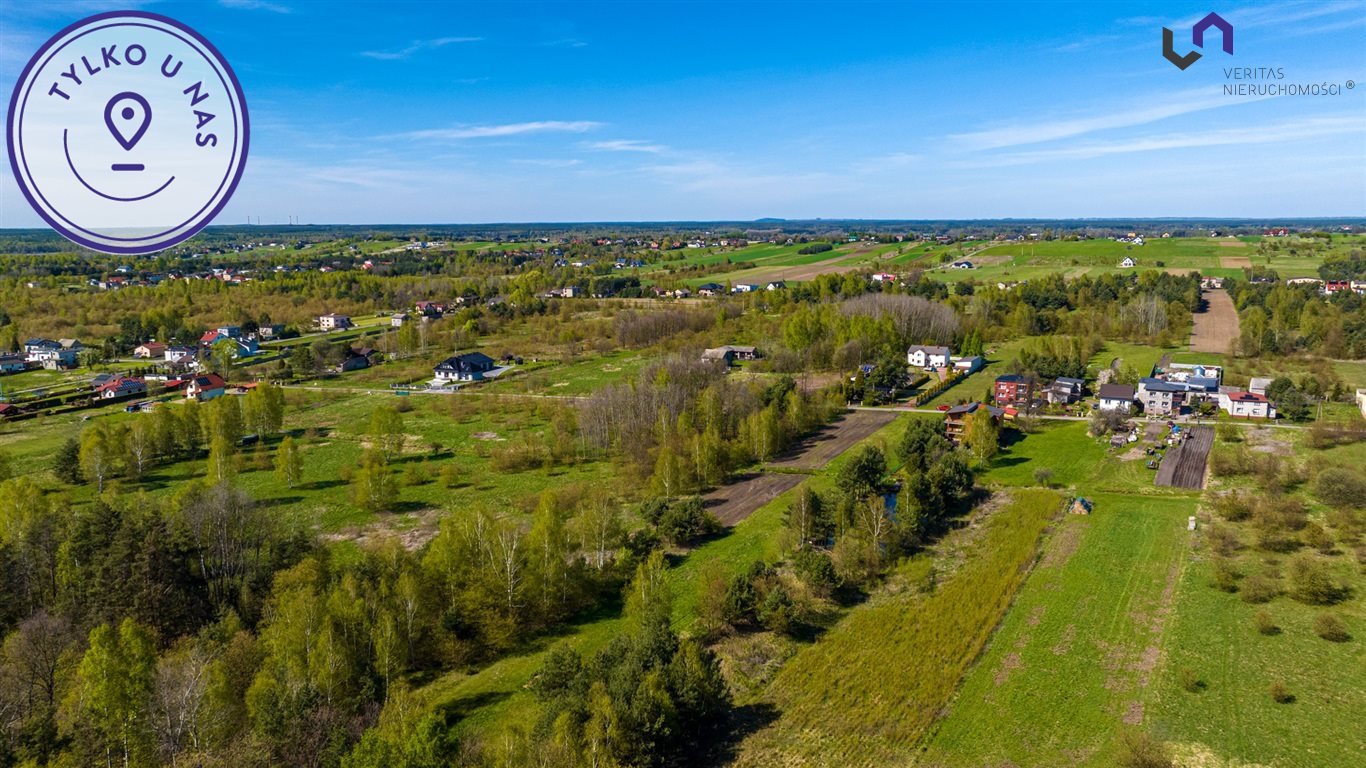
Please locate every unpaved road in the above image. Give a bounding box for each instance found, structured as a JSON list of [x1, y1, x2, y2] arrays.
[[703, 409, 900, 525], [702, 473, 806, 526], [769, 409, 899, 470], [1189, 289, 1240, 354]]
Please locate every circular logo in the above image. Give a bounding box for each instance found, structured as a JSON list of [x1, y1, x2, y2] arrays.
[[7, 11, 248, 255]]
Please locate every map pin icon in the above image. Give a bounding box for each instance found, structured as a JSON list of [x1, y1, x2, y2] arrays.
[[105, 92, 152, 151]]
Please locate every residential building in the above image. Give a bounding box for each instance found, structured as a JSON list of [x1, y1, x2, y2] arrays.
[[701, 345, 760, 366], [96, 376, 147, 399], [23, 338, 81, 369], [1218, 391, 1276, 419], [994, 374, 1036, 406], [765, 281, 787, 291], [318, 313, 353, 331], [696, 283, 724, 296], [1119, 256, 1137, 268], [1097, 383, 1136, 412], [0, 353, 28, 373], [133, 342, 167, 359], [1136, 378, 1185, 415], [732, 283, 759, 293], [907, 345, 952, 369], [950, 260, 974, 269], [391, 312, 410, 327], [256, 324, 285, 339], [1248, 377, 1273, 396], [185, 373, 228, 401], [434, 351, 496, 382], [1044, 376, 1085, 405], [1356, 389, 1366, 419], [165, 345, 196, 364], [944, 402, 1004, 445]]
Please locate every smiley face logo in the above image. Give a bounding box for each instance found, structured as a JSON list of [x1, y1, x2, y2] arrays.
[[7, 11, 248, 255]]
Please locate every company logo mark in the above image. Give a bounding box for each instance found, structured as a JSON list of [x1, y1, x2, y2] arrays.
[[1163, 12, 1234, 70], [7, 11, 249, 254]]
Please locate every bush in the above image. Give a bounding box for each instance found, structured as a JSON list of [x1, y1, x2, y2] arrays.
[[1205, 523, 1242, 556], [1239, 574, 1279, 604], [1179, 666, 1204, 693], [656, 497, 722, 547], [1313, 613, 1350, 642], [1269, 680, 1294, 703], [439, 462, 460, 488], [1302, 521, 1335, 553], [1289, 555, 1347, 605], [1254, 610, 1279, 635], [1032, 467, 1055, 487], [1118, 730, 1173, 768], [1209, 558, 1239, 593], [1213, 492, 1253, 522], [1315, 467, 1366, 509]]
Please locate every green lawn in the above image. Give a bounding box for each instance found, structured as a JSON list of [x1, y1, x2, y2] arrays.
[[920, 492, 1197, 767]]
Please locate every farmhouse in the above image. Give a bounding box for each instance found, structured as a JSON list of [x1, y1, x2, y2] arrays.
[[993, 374, 1035, 406], [318, 313, 354, 331], [950, 260, 974, 269], [185, 373, 228, 402], [434, 351, 496, 382], [1097, 383, 1136, 412], [1218, 390, 1276, 419], [943, 402, 1004, 445], [907, 345, 952, 369], [133, 342, 167, 359], [1118, 256, 1137, 268]]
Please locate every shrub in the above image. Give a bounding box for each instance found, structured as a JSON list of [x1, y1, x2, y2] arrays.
[[1302, 521, 1334, 554], [1315, 467, 1366, 509], [1269, 680, 1294, 703], [1032, 467, 1055, 487], [1254, 610, 1279, 635], [1239, 574, 1279, 604], [1205, 523, 1242, 556], [656, 497, 722, 547], [1313, 613, 1350, 642], [1289, 555, 1347, 605], [1213, 492, 1252, 522], [1209, 558, 1239, 593], [1118, 730, 1174, 768], [439, 462, 460, 488], [1179, 666, 1204, 693], [791, 548, 838, 596]]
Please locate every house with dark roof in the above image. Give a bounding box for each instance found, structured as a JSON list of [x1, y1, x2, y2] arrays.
[[0, 353, 28, 374], [1097, 383, 1136, 412], [944, 402, 1005, 445], [1045, 377, 1085, 405], [1136, 378, 1185, 415], [994, 374, 1036, 406], [96, 376, 147, 400], [434, 351, 496, 382]]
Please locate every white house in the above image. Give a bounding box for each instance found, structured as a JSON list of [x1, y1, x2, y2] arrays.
[[1118, 256, 1137, 268], [907, 345, 952, 369], [870, 273, 898, 282], [1356, 389, 1366, 419], [434, 351, 496, 382], [951, 355, 985, 374], [1097, 383, 1136, 412], [732, 283, 759, 293], [318, 313, 353, 331], [165, 345, 196, 364], [1218, 391, 1276, 419], [950, 261, 974, 269]]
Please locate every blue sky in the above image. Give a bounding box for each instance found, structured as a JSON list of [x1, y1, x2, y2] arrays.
[[3, 0, 1364, 225]]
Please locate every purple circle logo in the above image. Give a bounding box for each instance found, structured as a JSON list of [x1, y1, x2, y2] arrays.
[[7, 11, 249, 255]]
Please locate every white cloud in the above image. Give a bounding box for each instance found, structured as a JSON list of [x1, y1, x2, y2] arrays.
[[361, 36, 483, 60], [979, 116, 1363, 165], [948, 88, 1266, 151], [391, 121, 603, 141], [585, 139, 668, 154]]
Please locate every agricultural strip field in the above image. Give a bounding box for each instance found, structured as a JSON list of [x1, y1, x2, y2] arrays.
[[732, 488, 1063, 767], [768, 408, 899, 470], [1154, 426, 1213, 489], [918, 492, 1196, 767], [1189, 289, 1241, 354]]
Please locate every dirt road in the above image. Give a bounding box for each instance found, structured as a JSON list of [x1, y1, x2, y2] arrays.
[[769, 409, 899, 471], [702, 473, 807, 526], [1189, 289, 1240, 354]]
